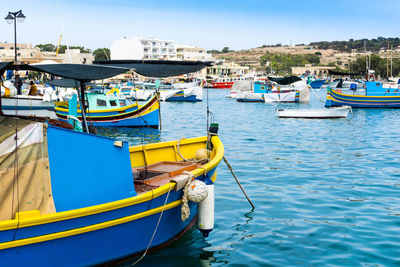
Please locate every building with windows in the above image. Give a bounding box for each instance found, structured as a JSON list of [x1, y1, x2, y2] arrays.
[[111, 37, 177, 60], [0, 42, 94, 64], [176, 45, 212, 61]]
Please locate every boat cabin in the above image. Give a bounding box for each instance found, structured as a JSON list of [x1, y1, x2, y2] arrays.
[[87, 92, 135, 110], [366, 81, 400, 96]]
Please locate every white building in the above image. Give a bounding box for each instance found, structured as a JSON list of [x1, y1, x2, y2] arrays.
[[111, 37, 177, 60], [176, 44, 212, 61], [60, 49, 94, 64]]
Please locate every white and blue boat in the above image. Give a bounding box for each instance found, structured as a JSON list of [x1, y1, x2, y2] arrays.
[[325, 81, 400, 108]]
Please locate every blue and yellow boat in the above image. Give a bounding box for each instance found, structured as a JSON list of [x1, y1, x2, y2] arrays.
[[0, 61, 222, 265], [325, 81, 400, 108], [0, 116, 224, 266], [54, 92, 160, 127]]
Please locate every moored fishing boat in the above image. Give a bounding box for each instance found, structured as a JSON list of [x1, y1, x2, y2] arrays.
[[0, 116, 224, 266], [325, 81, 400, 107], [211, 78, 234, 89], [309, 78, 328, 89], [0, 60, 224, 266], [54, 92, 160, 127], [1, 80, 57, 118]]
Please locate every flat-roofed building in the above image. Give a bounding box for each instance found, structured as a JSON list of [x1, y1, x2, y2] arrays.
[[176, 45, 212, 61], [111, 37, 177, 60]]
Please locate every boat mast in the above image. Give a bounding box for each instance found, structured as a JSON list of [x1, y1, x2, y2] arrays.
[[364, 42, 369, 80], [391, 44, 393, 78], [387, 41, 389, 79], [79, 81, 89, 133]]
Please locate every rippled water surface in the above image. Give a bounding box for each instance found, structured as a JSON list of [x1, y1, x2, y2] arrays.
[[98, 89, 400, 266]]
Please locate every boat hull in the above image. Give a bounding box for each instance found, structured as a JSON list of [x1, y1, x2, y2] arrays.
[[264, 91, 299, 103], [211, 82, 234, 89], [1, 96, 56, 118], [0, 196, 200, 266], [325, 90, 400, 108], [309, 79, 327, 89], [277, 107, 350, 118]]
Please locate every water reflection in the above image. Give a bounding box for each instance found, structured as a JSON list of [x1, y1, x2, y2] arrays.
[[96, 127, 161, 146]]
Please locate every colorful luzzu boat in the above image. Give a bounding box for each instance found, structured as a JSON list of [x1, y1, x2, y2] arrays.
[[325, 81, 400, 108], [54, 92, 160, 127], [0, 61, 224, 266], [0, 116, 224, 266]]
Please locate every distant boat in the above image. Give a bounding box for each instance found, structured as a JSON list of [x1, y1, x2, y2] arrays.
[[211, 78, 234, 89], [1, 81, 57, 118], [276, 106, 351, 118], [236, 76, 310, 103], [325, 81, 400, 108], [309, 78, 328, 89]]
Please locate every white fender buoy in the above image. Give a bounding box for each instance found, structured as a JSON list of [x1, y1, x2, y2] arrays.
[[187, 180, 208, 203], [198, 183, 214, 237]]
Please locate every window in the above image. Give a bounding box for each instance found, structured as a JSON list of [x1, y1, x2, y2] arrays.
[[97, 99, 107, 106], [110, 100, 117, 107]]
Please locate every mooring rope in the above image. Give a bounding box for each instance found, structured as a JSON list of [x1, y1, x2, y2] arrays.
[[131, 183, 172, 265]]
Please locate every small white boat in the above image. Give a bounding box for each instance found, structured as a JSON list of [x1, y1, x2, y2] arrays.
[[276, 106, 351, 119]]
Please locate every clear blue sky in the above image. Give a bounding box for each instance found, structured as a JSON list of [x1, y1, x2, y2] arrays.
[[1, 0, 399, 51]]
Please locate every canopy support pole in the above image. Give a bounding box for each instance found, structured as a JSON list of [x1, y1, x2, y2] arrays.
[[79, 81, 89, 133], [0, 71, 4, 115]]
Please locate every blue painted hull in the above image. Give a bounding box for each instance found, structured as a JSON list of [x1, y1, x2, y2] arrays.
[[236, 98, 264, 103], [0, 202, 198, 266], [165, 95, 201, 102], [310, 79, 327, 89], [325, 90, 400, 108], [58, 109, 159, 127], [0, 165, 217, 266]]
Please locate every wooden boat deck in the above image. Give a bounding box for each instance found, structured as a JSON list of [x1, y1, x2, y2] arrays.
[[133, 161, 200, 194]]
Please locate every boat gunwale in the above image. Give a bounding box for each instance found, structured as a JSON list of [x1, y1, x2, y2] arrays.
[[0, 135, 223, 231]]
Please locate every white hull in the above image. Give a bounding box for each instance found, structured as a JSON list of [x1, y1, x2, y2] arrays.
[[1, 96, 57, 119], [276, 106, 351, 118], [236, 91, 264, 101]]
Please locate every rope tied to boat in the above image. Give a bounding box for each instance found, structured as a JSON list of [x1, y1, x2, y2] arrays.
[[179, 171, 209, 222], [181, 171, 194, 221], [131, 183, 172, 265], [177, 137, 210, 165]]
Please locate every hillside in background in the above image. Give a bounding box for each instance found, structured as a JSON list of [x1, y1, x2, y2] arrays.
[[211, 37, 400, 75]]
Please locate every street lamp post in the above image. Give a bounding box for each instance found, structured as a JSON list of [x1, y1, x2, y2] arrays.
[[5, 10, 25, 94]]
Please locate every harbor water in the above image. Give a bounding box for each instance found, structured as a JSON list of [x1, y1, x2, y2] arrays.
[[98, 89, 400, 266]]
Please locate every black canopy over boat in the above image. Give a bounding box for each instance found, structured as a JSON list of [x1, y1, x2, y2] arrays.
[[94, 59, 213, 78], [268, 76, 302, 85]]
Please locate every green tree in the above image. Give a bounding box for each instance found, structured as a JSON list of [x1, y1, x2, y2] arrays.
[[221, 47, 230, 53], [35, 44, 56, 52], [93, 48, 110, 61], [260, 52, 321, 75], [207, 49, 221, 54]]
